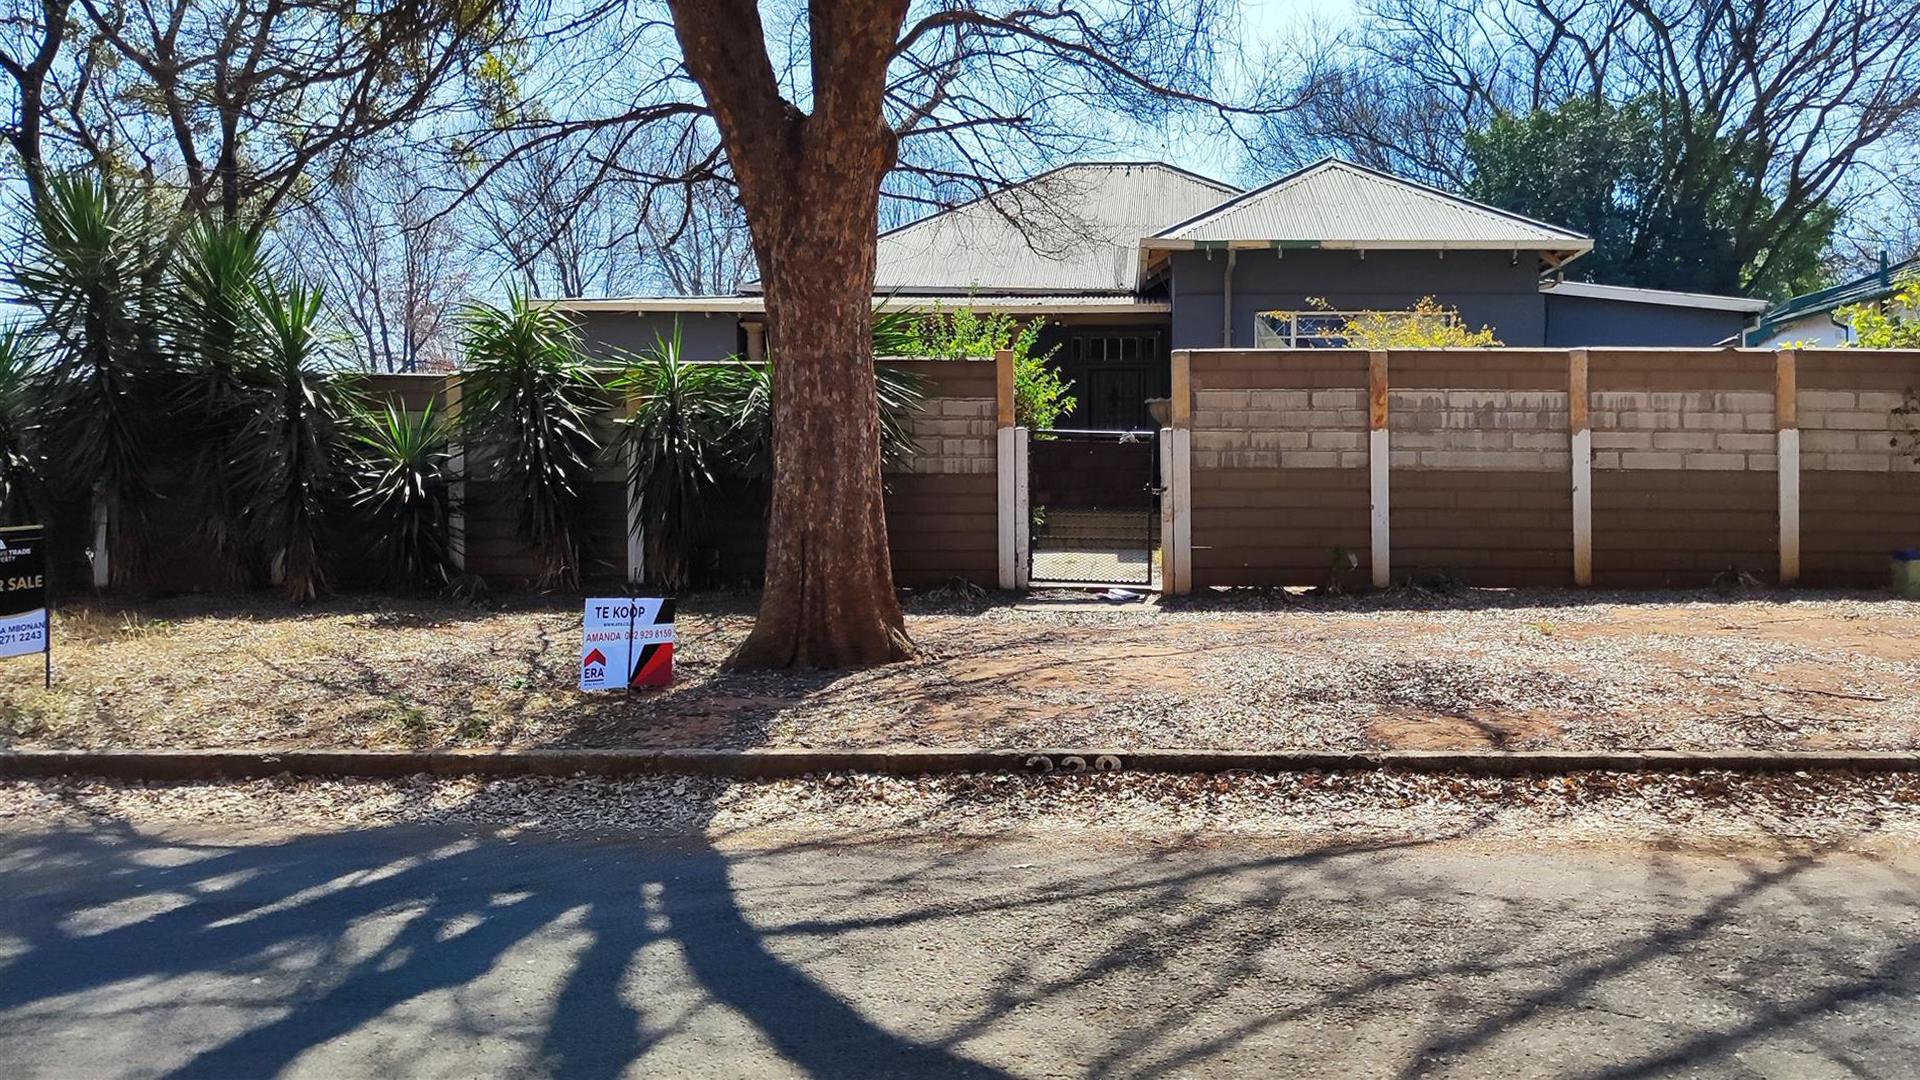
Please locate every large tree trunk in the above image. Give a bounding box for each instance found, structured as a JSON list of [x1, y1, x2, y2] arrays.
[[671, 0, 916, 669], [728, 123, 913, 668], [733, 243, 914, 668]]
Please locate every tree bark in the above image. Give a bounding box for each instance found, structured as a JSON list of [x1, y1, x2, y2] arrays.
[[736, 187, 914, 668], [670, 0, 916, 669]]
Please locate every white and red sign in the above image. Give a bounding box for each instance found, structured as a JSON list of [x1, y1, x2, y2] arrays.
[[580, 597, 675, 691]]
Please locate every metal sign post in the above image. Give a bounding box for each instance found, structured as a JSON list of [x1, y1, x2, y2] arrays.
[[0, 525, 50, 688]]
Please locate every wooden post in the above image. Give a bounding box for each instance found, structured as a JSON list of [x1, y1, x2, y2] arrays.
[[1776, 349, 1800, 586], [995, 347, 1016, 429], [1368, 350, 1390, 589], [1569, 349, 1592, 586], [1170, 350, 1192, 429], [445, 375, 467, 575]]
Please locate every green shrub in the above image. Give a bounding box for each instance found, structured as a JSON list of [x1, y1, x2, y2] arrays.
[[456, 292, 603, 590], [346, 399, 458, 592], [897, 305, 1075, 430]]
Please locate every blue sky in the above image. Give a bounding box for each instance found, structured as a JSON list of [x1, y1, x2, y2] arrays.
[[1112, 0, 1356, 184]]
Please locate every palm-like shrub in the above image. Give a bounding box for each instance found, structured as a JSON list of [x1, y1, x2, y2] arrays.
[[9, 172, 170, 584], [230, 276, 346, 602], [727, 330, 928, 482], [617, 319, 928, 588], [0, 328, 45, 525], [614, 333, 750, 590], [347, 399, 457, 592], [169, 220, 272, 585], [457, 292, 602, 590]]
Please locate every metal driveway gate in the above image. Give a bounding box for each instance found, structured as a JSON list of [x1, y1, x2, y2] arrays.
[[1026, 429, 1159, 586]]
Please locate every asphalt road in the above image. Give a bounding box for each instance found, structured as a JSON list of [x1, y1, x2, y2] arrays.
[[3, 822, 1918, 1078]]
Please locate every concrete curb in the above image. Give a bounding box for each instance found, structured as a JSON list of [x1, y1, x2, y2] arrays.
[[3, 747, 1920, 782]]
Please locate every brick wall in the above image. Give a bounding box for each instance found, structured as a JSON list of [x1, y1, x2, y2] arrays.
[[1385, 351, 1573, 585], [1797, 350, 1920, 585], [881, 358, 999, 586], [1586, 350, 1777, 585], [1188, 351, 1372, 587]]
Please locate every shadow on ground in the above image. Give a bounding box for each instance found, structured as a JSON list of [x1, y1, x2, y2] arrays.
[[2, 811, 1917, 1077]]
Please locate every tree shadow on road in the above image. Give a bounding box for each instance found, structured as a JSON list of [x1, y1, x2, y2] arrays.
[[2, 808, 1918, 1077]]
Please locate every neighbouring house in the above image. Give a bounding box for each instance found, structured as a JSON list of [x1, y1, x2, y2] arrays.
[[547, 157, 1769, 429], [1746, 253, 1920, 348]]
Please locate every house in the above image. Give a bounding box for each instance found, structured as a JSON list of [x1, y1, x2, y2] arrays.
[[1746, 253, 1920, 348], [548, 158, 1768, 429]]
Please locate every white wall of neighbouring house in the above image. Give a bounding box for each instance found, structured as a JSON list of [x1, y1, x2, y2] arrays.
[[1749, 311, 1853, 349]]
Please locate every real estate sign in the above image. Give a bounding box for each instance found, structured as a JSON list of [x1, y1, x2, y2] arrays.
[[0, 525, 48, 675], [580, 597, 675, 691]]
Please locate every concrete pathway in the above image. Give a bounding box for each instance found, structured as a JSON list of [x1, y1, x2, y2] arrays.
[[2, 823, 1917, 1078]]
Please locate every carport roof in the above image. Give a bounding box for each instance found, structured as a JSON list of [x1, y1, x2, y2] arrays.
[[1146, 158, 1593, 260]]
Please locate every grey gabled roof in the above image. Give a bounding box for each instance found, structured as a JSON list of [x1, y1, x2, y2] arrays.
[[869, 162, 1240, 294], [1148, 158, 1592, 254]]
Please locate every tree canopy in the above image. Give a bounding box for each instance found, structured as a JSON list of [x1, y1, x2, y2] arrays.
[[1254, 0, 1920, 297], [1463, 96, 1837, 298]]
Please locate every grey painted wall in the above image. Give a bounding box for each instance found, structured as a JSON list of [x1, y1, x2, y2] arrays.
[[571, 310, 744, 361], [1169, 249, 1547, 348], [1543, 294, 1751, 347]]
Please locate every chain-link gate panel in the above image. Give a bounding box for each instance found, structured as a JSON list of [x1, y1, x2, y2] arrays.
[[1027, 429, 1159, 586]]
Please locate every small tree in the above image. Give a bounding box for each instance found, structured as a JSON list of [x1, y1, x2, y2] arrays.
[[904, 307, 1076, 430], [0, 328, 44, 526], [616, 333, 747, 591], [1304, 297, 1503, 349], [345, 399, 459, 592], [9, 172, 171, 586], [1837, 279, 1920, 349], [170, 220, 274, 586]]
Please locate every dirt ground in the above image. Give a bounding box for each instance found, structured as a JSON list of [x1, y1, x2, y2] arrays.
[[1, 587, 1916, 754]]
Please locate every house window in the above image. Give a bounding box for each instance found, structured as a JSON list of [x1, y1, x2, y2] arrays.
[[1254, 311, 1355, 348], [1254, 308, 1451, 348]]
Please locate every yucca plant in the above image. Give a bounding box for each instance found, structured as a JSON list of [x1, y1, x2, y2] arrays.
[[724, 306, 930, 483], [0, 327, 45, 525], [726, 348, 927, 482], [9, 172, 171, 585], [347, 399, 456, 592], [457, 291, 602, 590], [168, 220, 272, 585], [614, 331, 751, 590], [230, 275, 346, 602]]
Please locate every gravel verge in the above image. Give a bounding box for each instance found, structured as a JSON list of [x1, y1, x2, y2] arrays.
[[6, 769, 1920, 846], [5, 587, 1917, 755]]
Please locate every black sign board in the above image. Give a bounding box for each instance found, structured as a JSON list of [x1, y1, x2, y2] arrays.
[[0, 524, 49, 685]]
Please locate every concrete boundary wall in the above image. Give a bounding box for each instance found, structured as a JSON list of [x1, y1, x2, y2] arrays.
[[342, 361, 1003, 590], [1168, 347, 1920, 592]]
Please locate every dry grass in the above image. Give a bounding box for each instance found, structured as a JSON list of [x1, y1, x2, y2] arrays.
[[2, 587, 1917, 753]]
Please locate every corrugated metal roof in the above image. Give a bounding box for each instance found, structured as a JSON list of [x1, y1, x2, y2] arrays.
[[1150, 158, 1591, 252], [871, 162, 1239, 293], [1751, 254, 1920, 335]]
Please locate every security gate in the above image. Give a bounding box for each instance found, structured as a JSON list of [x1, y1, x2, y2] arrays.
[[1026, 428, 1159, 586]]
